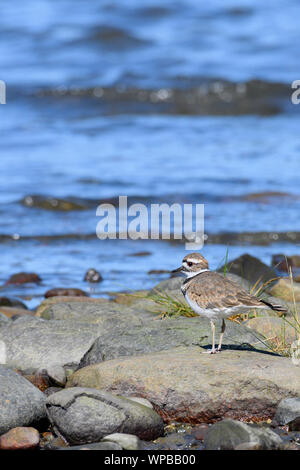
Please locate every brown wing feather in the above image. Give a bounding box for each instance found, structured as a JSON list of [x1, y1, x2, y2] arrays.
[[186, 271, 263, 309]]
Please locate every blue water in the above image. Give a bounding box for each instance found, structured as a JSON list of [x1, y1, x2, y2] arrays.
[[0, 0, 300, 307]]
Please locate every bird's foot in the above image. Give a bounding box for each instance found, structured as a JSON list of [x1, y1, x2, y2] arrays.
[[202, 348, 219, 354]]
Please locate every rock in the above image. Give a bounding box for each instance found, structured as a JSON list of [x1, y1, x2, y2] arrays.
[[39, 301, 144, 323], [84, 269, 103, 283], [272, 254, 300, 272], [45, 288, 88, 298], [0, 306, 35, 320], [102, 433, 141, 450], [0, 427, 40, 450], [0, 316, 104, 370], [0, 297, 27, 309], [5, 272, 42, 285], [129, 251, 151, 257], [145, 431, 194, 450], [0, 313, 10, 326], [204, 419, 283, 450], [44, 387, 63, 397], [127, 397, 153, 409], [234, 442, 261, 450], [273, 397, 300, 426], [37, 364, 66, 387], [148, 269, 170, 275], [46, 388, 164, 445], [269, 278, 300, 302], [0, 365, 46, 434], [21, 195, 87, 211], [288, 417, 300, 431], [111, 291, 149, 306], [68, 347, 300, 423], [151, 276, 183, 295], [64, 442, 122, 450], [191, 424, 209, 441], [77, 314, 267, 369], [0, 300, 265, 371], [246, 317, 298, 346], [36, 296, 108, 317], [218, 254, 277, 288], [24, 370, 50, 392]]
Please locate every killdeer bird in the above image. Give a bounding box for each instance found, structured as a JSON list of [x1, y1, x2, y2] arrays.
[[172, 253, 287, 354]]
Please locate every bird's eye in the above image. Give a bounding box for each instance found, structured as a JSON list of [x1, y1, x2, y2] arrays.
[[187, 262, 193, 267]]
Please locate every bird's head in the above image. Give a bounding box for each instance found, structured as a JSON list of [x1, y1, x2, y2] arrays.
[[172, 253, 209, 278]]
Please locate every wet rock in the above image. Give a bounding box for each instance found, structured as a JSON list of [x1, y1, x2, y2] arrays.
[[191, 424, 209, 441], [0, 306, 35, 320], [5, 272, 42, 285], [269, 278, 300, 302], [204, 419, 283, 450], [239, 191, 293, 203], [45, 288, 88, 298], [84, 268, 103, 283], [46, 388, 164, 445], [146, 431, 195, 450], [21, 195, 88, 211], [129, 251, 151, 257], [36, 296, 108, 317], [102, 433, 141, 450], [218, 254, 277, 287], [273, 398, 300, 426], [68, 347, 300, 423], [0, 297, 27, 309], [0, 427, 40, 450], [37, 364, 66, 387], [0, 365, 46, 434]]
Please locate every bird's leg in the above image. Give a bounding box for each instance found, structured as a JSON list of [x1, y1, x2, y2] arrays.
[[217, 319, 226, 351], [202, 320, 217, 354]]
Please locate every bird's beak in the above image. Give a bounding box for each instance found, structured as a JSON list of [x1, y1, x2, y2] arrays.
[[171, 266, 183, 273]]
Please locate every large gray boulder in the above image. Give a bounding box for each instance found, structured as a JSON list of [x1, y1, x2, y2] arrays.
[[204, 419, 283, 450], [0, 300, 267, 371], [46, 388, 164, 445], [0, 365, 46, 434], [78, 315, 267, 369], [68, 347, 300, 423]]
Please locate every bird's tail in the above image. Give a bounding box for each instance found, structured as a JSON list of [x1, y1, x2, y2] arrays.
[[260, 299, 288, 314]]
